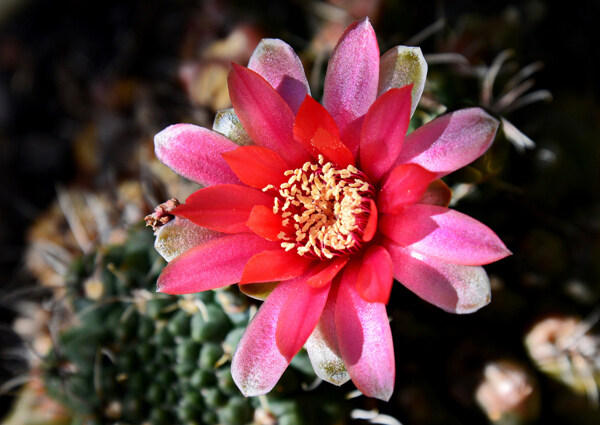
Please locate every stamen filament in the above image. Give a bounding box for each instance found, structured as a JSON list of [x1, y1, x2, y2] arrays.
[[263, 156, 374, 259]]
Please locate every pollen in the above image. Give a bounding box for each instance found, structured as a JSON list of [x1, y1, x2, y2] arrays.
[[263, 156, 374, 259]]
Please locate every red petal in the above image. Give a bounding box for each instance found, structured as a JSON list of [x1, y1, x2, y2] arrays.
[[228, 64, 309, 166], [362, 199, 378, 242], [294, 94, 340, 144], [246, 205, 283, 241], [306, 257, 349, 288], [293, 95, 354, 167], [222, 146, 289, 189], [311, 127, 355, 168], [420, 179, 452, 206], [359, 86, 412, 182], [174, 184, 272, 233], [276, 276, 330, 361], [356, 245, 394, 303], [157, 234, 278, 294], [240, 249, 313, 284], [378, 164, 437, 214]]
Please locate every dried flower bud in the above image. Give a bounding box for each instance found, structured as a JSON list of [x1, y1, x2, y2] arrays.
[[525, 315, 600, 403], [145, 198, 180, 232], [476, 360, 539, 424]]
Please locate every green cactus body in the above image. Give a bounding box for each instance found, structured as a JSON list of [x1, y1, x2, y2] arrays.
[[42, 226, 352, 425]]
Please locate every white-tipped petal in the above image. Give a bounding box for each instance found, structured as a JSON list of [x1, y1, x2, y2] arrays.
[[154, 217, 222, 262], [378, 46, 428, 117], [305, 300, 351, 386], [212, 108, 253, 146], [305, 332, 350, 386]]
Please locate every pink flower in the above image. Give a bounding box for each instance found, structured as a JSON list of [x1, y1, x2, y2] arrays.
[[152, 18, 510, 401]]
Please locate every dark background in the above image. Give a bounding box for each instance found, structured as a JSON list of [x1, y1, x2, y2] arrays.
[[1, 0, 600, 422]]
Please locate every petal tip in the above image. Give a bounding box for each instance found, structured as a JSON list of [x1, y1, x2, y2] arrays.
[[358, 16, 369, 25], [471, 107, 501, 133], [354, 371, 395, 402], [232, 374, 266, 398], [380, 390, 394, 402], [155, 280, 166, 294], [155, 273, 176, 295], [499, 246, 513, 260], [457, 290, 491, 315], [482, 235, 512, 264], [369, 386, 394, 402], [227, 62, 246, 80], [356, 17, 376, 39], [455, 280, 492, 314], [154, 123, 181, 152]]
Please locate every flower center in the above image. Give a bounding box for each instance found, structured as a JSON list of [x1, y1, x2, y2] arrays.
[[263, 155, 374, 259]]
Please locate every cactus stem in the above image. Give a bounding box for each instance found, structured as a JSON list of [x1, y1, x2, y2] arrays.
[[94, 348, 104, 399]]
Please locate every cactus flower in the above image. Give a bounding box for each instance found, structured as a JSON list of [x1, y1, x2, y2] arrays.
[[152, 18, 510, 401]]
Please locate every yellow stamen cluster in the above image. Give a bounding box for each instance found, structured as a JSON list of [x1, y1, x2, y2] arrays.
[[263, 155, 372, 259]]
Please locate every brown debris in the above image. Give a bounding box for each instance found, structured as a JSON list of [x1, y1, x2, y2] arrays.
[[144, 198, 181, 232]]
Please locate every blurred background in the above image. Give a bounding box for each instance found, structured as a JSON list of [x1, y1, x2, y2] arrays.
[[1, 0, 600, 424]]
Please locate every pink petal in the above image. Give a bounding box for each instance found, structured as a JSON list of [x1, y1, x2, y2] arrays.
[[385, 242, 492, 314], [231, 274, 327, 396], [154, 123, 240, 186], [228, 64, 309, 166], [240, 249, 313, 284], [378, 164, 437, 214], [380, 204, 511, 265], [222, 145, 289, 189], [395, 108, 500, 177], [335, 261, 395, 401], [174, 184, 273, 233], [231, 281, 291, 396], [248, 38, 311, 114], [276, 276, 330, 361], [305, 282, 351, 386], [323, 18, 380, 156], [356, 245, 394, 304], [359, 86, 412, 182], [157, 233, 278, 294], [154, 217, 223, 262]]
